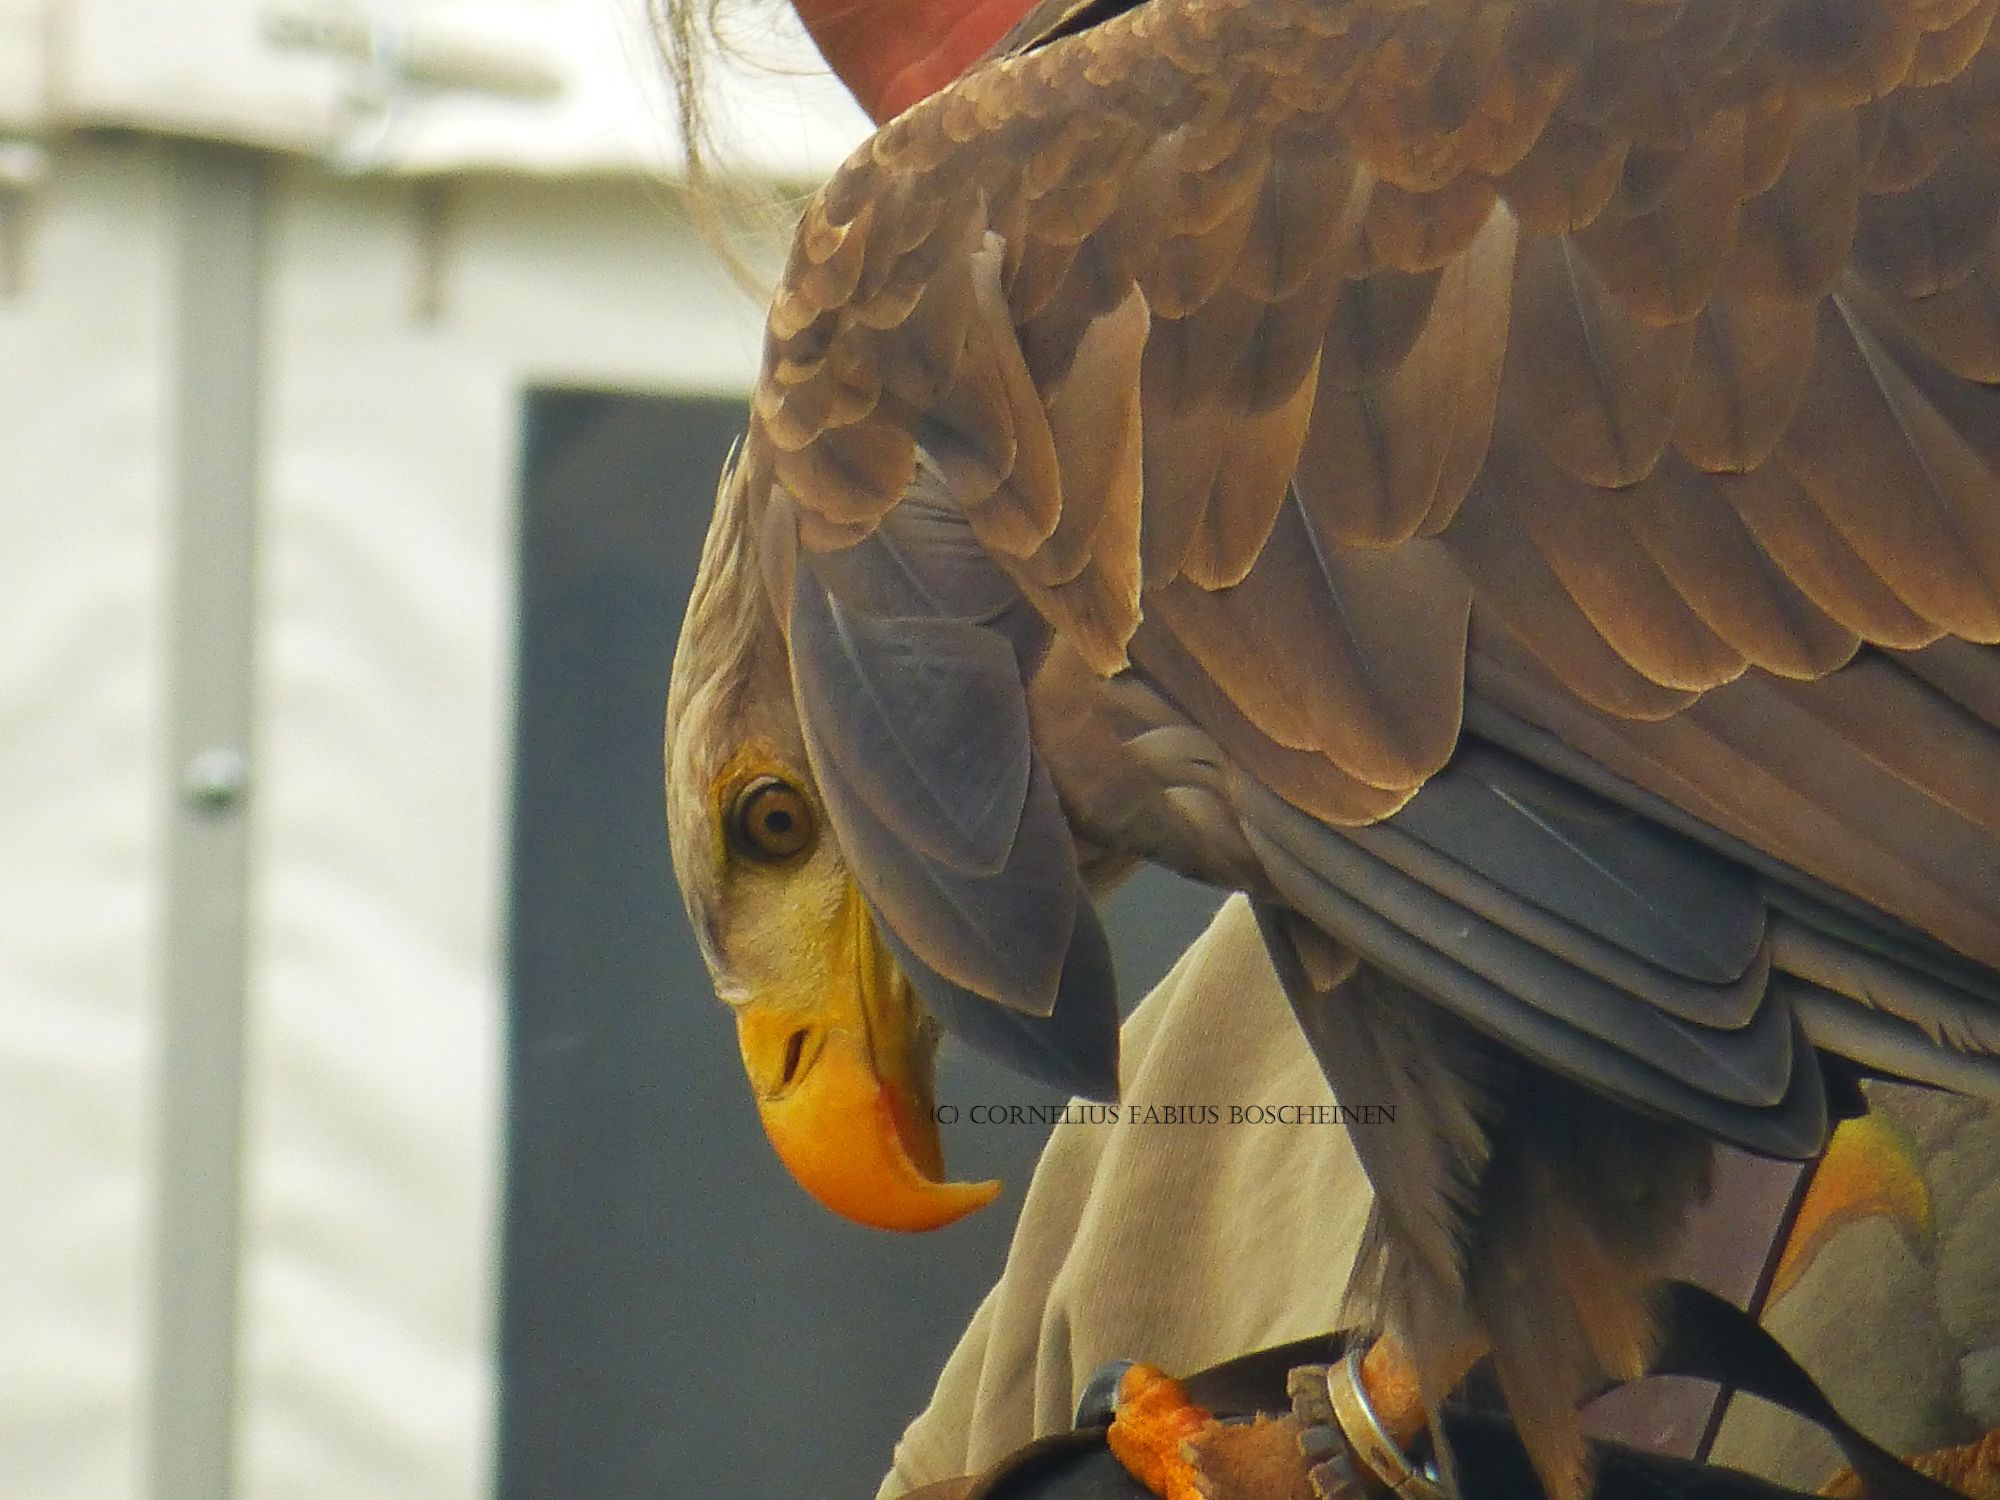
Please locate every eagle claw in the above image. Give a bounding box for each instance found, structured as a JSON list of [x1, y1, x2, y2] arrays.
[[1077, 1358, 1137, 1429], [1105, 1363, 1221, 1500]]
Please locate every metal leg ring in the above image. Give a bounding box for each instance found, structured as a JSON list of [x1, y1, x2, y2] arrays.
[[1324, 1344, 1448, 1500]]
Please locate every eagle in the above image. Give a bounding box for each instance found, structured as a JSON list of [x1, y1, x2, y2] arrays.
[[662, 0, 2000, 1492]]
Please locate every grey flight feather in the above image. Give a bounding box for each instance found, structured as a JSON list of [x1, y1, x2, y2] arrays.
[[791, 557, 1084, 1016]]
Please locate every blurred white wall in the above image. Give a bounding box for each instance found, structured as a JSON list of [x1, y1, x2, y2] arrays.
[[5, 0, 867, 173], [0, 137, 172, 1500], [0, 4, 867, 1497]]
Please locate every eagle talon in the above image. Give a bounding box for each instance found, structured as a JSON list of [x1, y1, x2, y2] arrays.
[[1106, 1363, 1221, 1500], [1307, 1453, 1366, 1500], [1821, 1424, 2000, 1499], [1077, 1358, 1137, 1429]]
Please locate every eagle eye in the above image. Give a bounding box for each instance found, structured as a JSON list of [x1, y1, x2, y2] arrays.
[[728, 776, 816, 863]]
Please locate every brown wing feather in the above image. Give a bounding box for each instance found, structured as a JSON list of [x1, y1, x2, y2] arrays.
[[1295, 212, 1515, 547], [1616, 457, 1861, 680], [1776, 296, 2000, 640], [1670, 292, 1818, 473], [1571, 111, 1746, 325], [1724, 103, 1861, 300]]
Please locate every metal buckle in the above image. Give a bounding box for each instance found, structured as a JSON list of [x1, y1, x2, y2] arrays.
[[1325, 1345, 1448, 1500]]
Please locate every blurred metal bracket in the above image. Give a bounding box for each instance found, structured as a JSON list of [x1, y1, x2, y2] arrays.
[[148, 142, 265, 1500], [262, 1, 567, 99], [263, 1, 567, 176]]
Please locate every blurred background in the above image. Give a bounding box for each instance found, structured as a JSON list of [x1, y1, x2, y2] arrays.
[[0, 3, 1220, 1497]]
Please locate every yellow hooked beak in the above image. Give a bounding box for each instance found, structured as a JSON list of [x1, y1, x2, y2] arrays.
[[736, 889, 1000, 1232]]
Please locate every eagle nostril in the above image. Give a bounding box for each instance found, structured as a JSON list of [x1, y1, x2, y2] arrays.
[[780, 1028, 810, 1088]]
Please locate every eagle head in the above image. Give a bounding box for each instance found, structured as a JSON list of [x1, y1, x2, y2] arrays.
[[665, 455, 1001, 1232]]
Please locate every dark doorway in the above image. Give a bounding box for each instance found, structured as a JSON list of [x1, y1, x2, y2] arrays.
[[498, 388, 1221, 1499]]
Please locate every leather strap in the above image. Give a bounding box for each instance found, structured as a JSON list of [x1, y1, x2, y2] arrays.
[[906, 1430, 1151, 1499], [1646, 1283, 1963, 1500], [1182, 1332, 1349, 1417], [910, 1285, 1957, 1500]]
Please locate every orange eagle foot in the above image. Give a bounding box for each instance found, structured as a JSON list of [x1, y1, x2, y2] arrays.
[[1823, 1426, 2000, 1500], [1100, 1342, 1439, 1500]]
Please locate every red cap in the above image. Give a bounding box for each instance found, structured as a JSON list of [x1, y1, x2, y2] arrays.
[[793, 0, 1041, 121]]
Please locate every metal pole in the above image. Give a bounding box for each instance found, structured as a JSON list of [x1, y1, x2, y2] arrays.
[[148, 141, 266, 1500]]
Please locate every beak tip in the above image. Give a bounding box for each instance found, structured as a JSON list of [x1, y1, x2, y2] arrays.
[[806, 1168, 1003, 1234], [887, 1175, 1003, 1233]]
